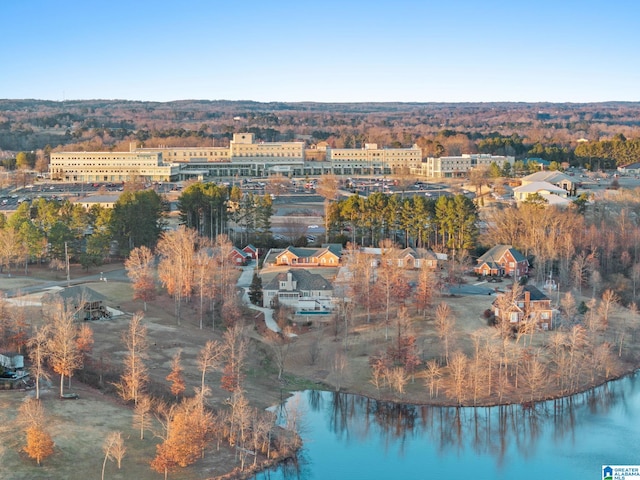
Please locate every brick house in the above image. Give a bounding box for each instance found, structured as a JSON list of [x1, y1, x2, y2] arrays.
[[493, 285, 555, 330], [274, 244, 342, 267], [474, 245, 529, 279]]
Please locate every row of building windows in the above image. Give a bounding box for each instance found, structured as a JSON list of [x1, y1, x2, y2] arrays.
[[174, 151, 228, 156], [52, 162, 159, 167], [53, 155, 158, 161]]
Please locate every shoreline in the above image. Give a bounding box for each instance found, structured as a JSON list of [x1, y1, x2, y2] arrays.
[[277, 365, 640, 409]]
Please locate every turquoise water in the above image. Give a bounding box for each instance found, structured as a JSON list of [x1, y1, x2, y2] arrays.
[[255, 373, 640, 480]]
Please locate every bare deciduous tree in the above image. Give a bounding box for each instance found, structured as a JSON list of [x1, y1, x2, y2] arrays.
[[221, 325, 247, 393], [166, 350, 186, 399], [23, 426, 55, 466], [598, 288, 619, 329], [316, 173, 339, 243], [27, 325, 51, 400], [370, 357, 386, 391], [133, 394, 153, 440], [19, 399, 54, 466], [197, 340, 224, 395], [224, 391, 253, 469], [193, 247, 216, 329], [415, 261, 438, 318], [157, 227, 197, 324], [618, 302, 636, 357], [567, 324, 588, 391], [388, 366, 409, 395], [435, 302, 455, 363], [46, 302, 83, 397], [269, 334, 292, 381], [212, 234, 237, 327], [125, 245, 156, 311], [344, 244, 375, 324], [521, 350, 547, 402], [424, 359, 443, 398], [102, 431, 126, 480], [374, 244, 410, 340], [447, 351, 468, 405], [115, 313, 148, 405]]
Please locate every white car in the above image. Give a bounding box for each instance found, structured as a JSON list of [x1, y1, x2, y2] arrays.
[[308, 224, 319, 229]]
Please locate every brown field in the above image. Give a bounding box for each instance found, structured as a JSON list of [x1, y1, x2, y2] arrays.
[[1, 263, 639, 479]]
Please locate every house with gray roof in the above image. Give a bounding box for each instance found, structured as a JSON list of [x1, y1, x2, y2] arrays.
[[617, 162, 640, 176], [274, 244, 342, 267], [493, 285, 555, 330], [474, 245, 528, 279], [262, 269, 334, 310], [387, 247, 440, 269], [521, 171, 577, 195], [512, 181, 572, 206]]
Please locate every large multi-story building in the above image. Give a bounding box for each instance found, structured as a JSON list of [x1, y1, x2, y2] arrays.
[[327, 143, 422, 175], [413, 154, 514, 178], [134, 133, 306, 178], [49, 151, 179, 182], [50, 133, 426, 180]]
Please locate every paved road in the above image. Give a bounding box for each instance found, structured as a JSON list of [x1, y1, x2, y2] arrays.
[[2, 268, 129, 298], [236, 261, 280, 333]]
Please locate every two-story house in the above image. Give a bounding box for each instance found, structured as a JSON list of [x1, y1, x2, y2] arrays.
[[493, 285, 555, 330], [262, 269, 334, 310], [474, 245, 529, 280]]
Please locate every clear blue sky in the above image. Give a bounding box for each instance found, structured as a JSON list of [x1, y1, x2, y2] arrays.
[[1, 0, 638, 103]]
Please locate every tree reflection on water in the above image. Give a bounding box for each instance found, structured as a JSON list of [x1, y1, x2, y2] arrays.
[[259, 372, 638, 479]]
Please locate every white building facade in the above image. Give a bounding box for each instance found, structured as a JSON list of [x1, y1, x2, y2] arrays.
[[50, 151, 179, 182], [413, 154, 514, 178], [50, 134, 424, 180]]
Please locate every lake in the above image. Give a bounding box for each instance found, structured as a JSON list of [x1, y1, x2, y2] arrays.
[[255, 372, 640, 479]]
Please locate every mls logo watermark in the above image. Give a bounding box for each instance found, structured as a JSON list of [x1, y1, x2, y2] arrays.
[[603, 465, 640, 480]]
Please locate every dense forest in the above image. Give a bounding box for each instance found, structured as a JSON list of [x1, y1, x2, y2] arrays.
[[2, 100, 640, 170]]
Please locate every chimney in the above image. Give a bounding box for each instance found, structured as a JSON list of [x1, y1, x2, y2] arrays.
[[524, 290, 530, 304]]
